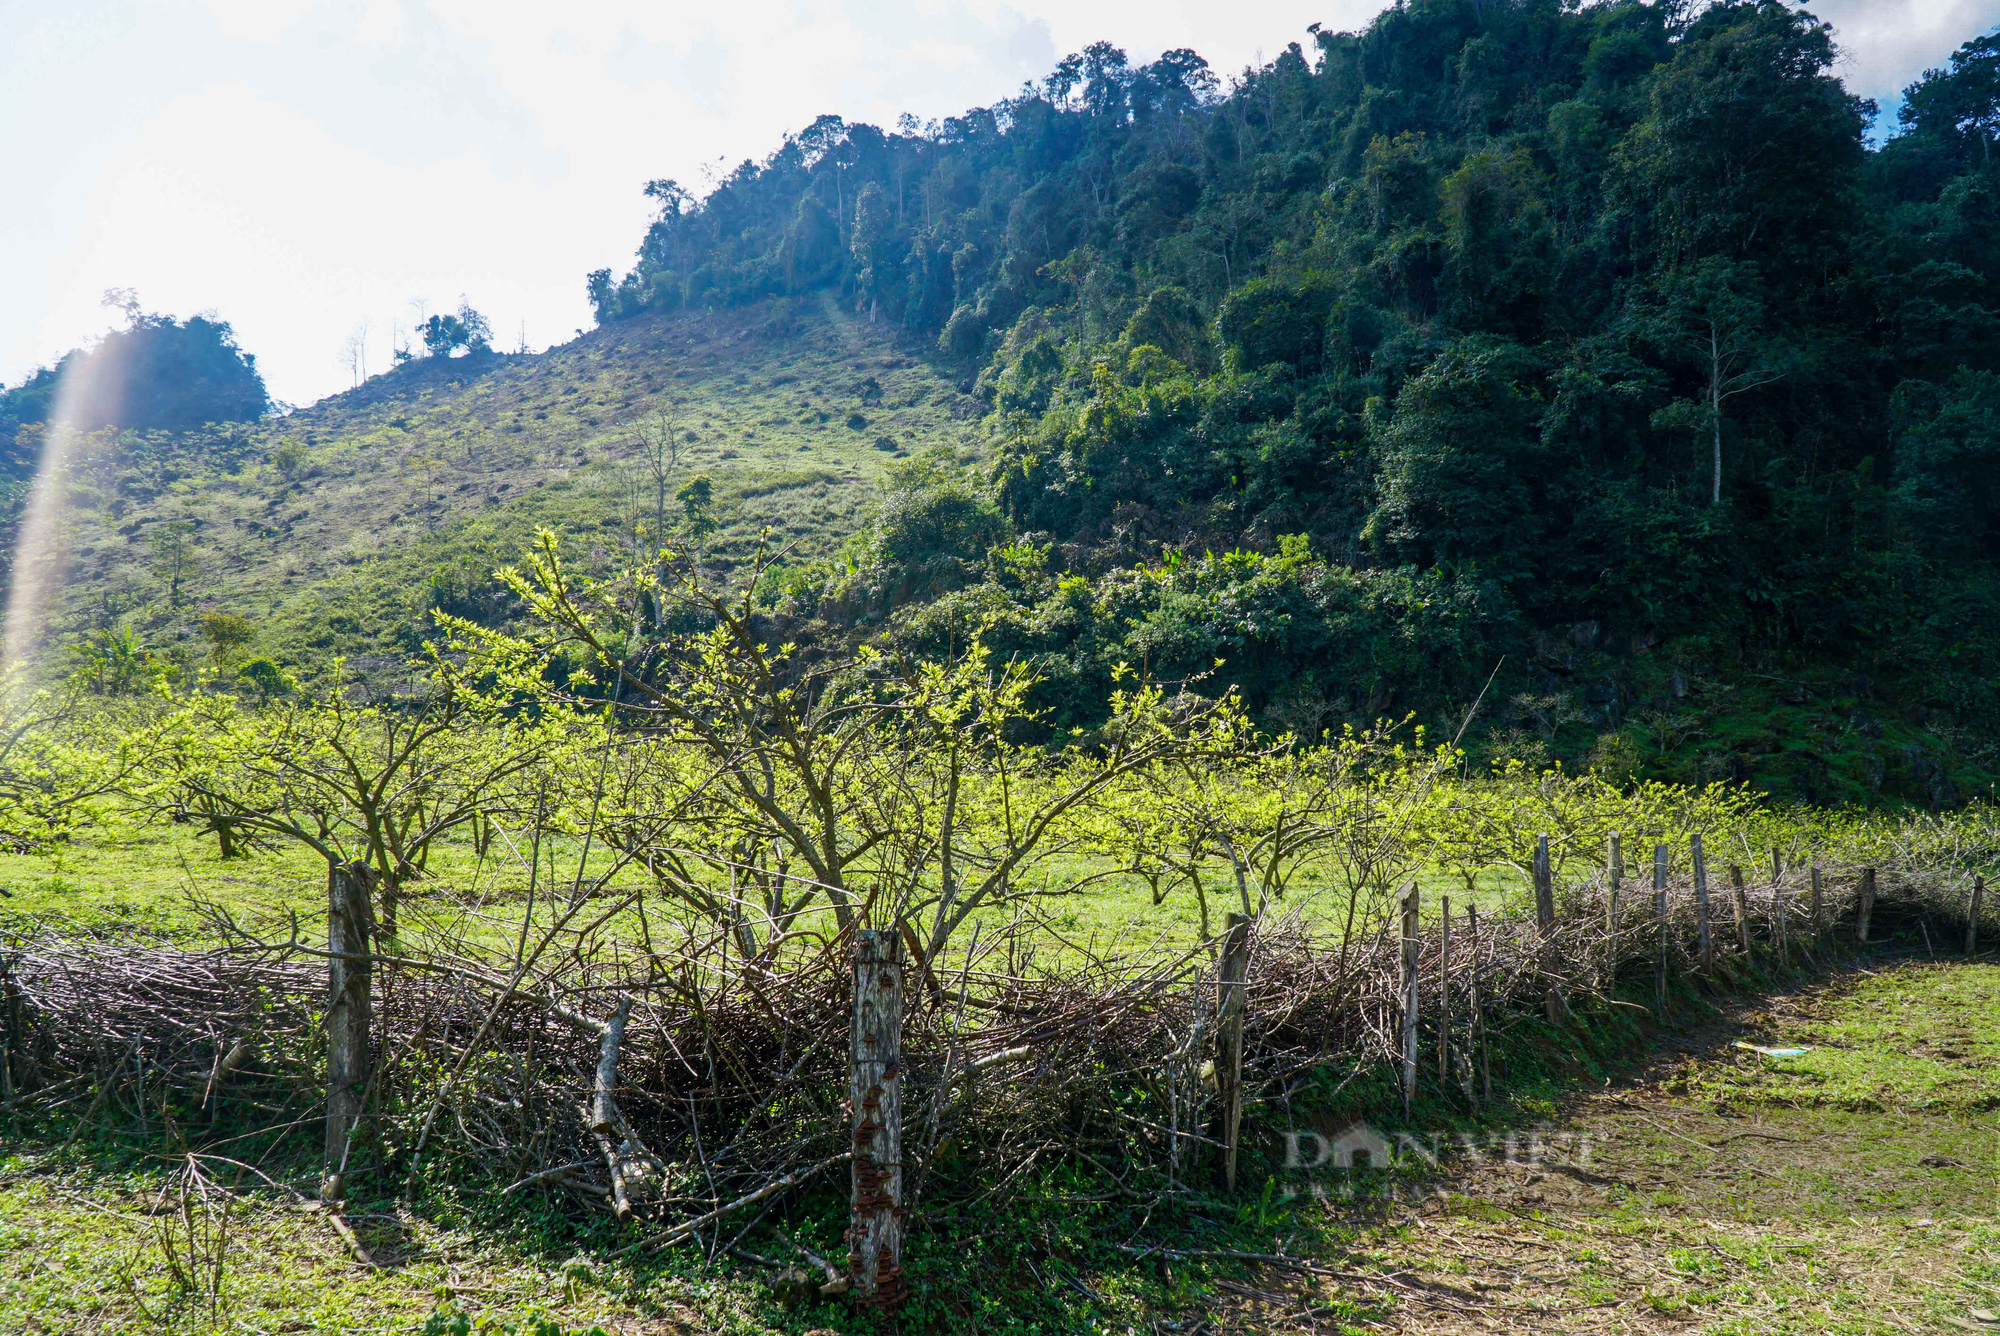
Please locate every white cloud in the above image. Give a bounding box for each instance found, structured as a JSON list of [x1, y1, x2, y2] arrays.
[[1803, 0, 1997, 105], [195, 0, 318, 43], [353, 0, 413, 49]]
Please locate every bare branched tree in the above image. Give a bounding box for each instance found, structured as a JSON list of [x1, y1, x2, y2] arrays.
[[446, 531, 1239, 966], [154, 669, 566, 936]]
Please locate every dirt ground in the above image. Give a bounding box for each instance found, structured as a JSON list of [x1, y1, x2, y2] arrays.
[[1214, 958, 2000, 1335]]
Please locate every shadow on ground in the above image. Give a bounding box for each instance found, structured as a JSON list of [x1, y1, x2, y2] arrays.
[[1213, 954, 2000, 1334]]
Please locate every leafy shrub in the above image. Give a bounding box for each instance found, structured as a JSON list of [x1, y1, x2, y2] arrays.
[[234, 657, 297, 699], [422, 1302, 606, 1336]]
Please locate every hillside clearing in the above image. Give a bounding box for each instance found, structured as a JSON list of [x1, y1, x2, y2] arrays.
[[31, 296, 977, 685]]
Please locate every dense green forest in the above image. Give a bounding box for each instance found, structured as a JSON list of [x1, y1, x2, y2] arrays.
[[577, 0, 2000, 806], [5, 0, 1999, 809]]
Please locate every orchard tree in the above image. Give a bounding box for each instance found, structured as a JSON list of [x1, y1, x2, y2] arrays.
[[446, 530, 1241, 963], [156, 666, 567, 936], [0, 679, 174, 847]]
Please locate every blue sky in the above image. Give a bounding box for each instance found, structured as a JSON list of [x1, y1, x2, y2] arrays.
[[3, 0, 1996, 409]]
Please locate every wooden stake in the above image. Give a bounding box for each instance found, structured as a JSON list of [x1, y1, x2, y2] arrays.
[[1728, 863, 1752, 957], [1774, 872, 1790, 968], [1605, 832, 1624, 988], [1653, 844, 1670, 1004], [1216, 913, 1251, 1193], [1969, 876, 1985, 956], [1857, 867, 1876, 945], [1533, 834, 1556, 934], [1398, 883, 1419, 1115], [1439, 895, 1452, 1091], [0, 952, 21, 1103], [1467, 903, 1491, 1109], [1534, 835, 1562, 1023], [848, 929, 905, 1309], [1691, 834, 1714, 973], [583, 997, 666, 1225], [1606, 833, 1624, 935], [323, 861, 377, 1202]]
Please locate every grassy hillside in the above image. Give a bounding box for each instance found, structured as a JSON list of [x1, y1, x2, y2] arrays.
[[30, 294, 978, 683]]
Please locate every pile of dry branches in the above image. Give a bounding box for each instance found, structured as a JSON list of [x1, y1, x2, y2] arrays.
[[0, 931, 319, 1129], [0, 857, 1985, 1242]]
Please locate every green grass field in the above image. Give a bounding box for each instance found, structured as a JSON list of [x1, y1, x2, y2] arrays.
[[0, 805, 1541, 957], [1347, 960, 2000, 1333]]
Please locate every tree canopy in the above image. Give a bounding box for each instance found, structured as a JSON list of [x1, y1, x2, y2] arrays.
[[0, 296, 269, 442], [577, 1, 2000, 804]]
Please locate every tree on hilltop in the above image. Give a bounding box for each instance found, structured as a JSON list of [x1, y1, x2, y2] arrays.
[[416, 299, 494, 358], [0, 291, 268, 435]]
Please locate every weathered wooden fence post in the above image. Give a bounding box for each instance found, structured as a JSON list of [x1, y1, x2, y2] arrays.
[[1604, 833, 1624, 988], [323, 860, 377, 1202], [1653, 844, 1670, 1004], [1215, 913, 1251, 1194], [1857, 867, 1876, 944], [1438, 895, 1452, 1092], [1774, 870, 1791, 969], [1398, 883, 1420, 1115], [848, 928, 905, 1309], [1728, 863, 1753, 958], [1969, 876, 1985, 956], [1466, 903, 1491, 1109], [1691, 834, 1715, 973], [1533, 834, 1556, 932], [1606, 833, 1623, 934], [1534, 835, 1562, 1023], [0, 951, 19, 1104]]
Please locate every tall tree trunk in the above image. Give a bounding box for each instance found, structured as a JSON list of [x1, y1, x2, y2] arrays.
[[1710, 321, 1724, 507]]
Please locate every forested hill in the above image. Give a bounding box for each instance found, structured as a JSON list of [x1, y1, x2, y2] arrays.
[[580, 0, 2000, 807]]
